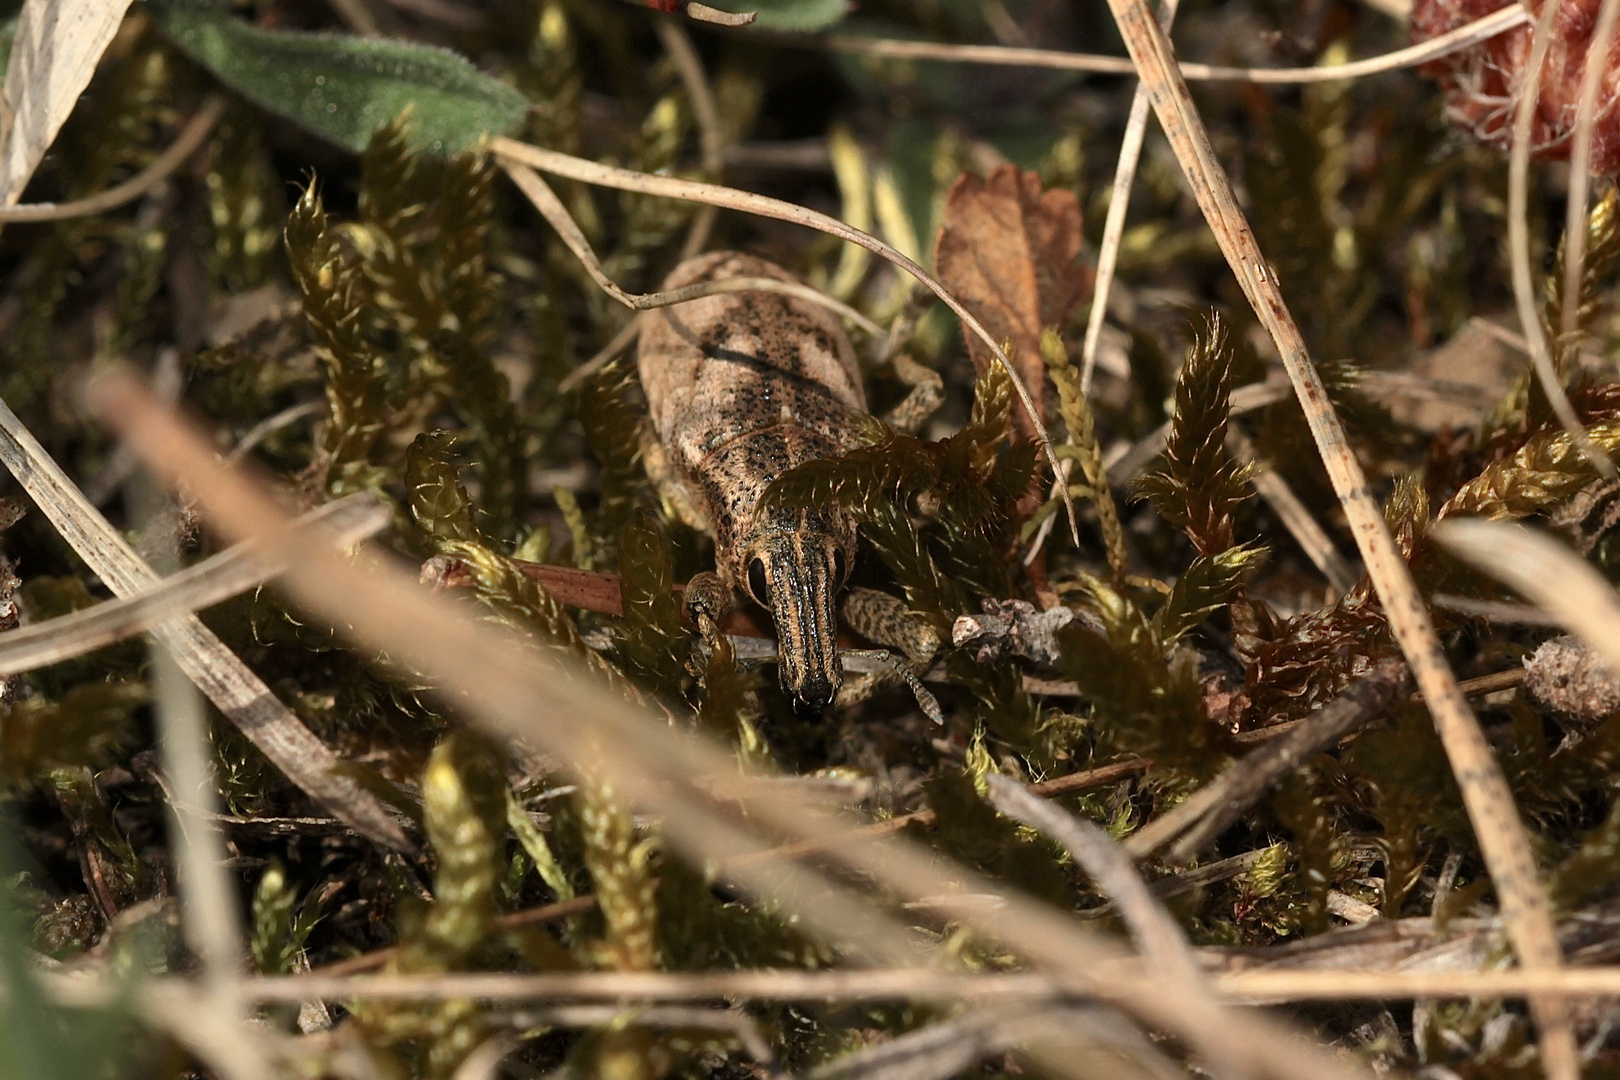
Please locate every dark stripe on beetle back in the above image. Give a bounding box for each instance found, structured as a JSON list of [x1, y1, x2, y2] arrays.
[[699, 344, 857, 410]]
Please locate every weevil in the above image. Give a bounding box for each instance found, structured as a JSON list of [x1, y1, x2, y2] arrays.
[[637, 251, 941, 713]]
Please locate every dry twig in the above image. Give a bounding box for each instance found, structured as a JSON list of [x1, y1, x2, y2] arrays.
[[1126, 660, 1411, 863]]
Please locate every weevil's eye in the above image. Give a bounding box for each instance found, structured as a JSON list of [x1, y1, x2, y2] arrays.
[[747, 557, 769, 605], [833, 549, 848, 586]]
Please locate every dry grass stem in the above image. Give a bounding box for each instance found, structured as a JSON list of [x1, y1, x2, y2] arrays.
[[93, 371, 1370, 1080], [0, 494, 389, 678], [126, 981, 278, 1080], [492, 137, 1078, 538], [815, 6, 1527, 85], [57, 961, 1620, 1010], [1430, 592, 1565, 626], [0, 0, 138, 204], [1509, 0, 1614, 479], [150, 647, 258, 1074], [557, 317, 645, 394], [1227, 428, 1359, 594], [505, 160, 882, 336], [1561, 0, 1620, 339], [0, 95, 225, 222], [223, 399, 327, 463], [1097, 0, 1579, 1072], [655, 16, 725, 260], [0, 392, 412, 849], [1078, 0, 1179, 397], [1435, 518, 1620, 671]]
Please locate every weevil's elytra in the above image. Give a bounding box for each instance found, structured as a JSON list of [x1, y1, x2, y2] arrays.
[[638, 251, 869, 712]]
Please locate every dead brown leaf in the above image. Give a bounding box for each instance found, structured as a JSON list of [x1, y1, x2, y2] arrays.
[[932, 165, 1090, 440]]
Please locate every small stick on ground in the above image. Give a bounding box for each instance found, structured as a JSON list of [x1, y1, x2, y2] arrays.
[[1097, 0, 1580, 1073], [1127, 659, 1411, 863]]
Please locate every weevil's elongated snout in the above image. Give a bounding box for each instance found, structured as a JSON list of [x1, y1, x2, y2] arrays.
[[772, 562, 842, 713], [736, 512, 852, 714]]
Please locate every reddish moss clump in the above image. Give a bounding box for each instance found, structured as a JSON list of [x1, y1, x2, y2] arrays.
[[1413, 0, 1620, 171]]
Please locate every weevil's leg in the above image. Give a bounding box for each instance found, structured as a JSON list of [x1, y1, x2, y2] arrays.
[[835, 587, 945, 715], [682, 570, 733, 676], [881, 354, 944, 436], [842, 586, 942, 668], [640, 424, 712, 534], [684, 571, 733, 635], [837, 650, 944, 724]]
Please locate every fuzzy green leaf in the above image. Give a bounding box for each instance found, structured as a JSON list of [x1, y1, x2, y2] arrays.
[[148, 1, 528, 154]]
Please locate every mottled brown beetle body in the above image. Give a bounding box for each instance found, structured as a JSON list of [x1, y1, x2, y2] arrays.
[[639, 251, 868, 711]]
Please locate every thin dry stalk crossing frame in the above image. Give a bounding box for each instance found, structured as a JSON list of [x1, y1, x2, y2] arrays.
[[1091, 0, 1581, 1074]]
